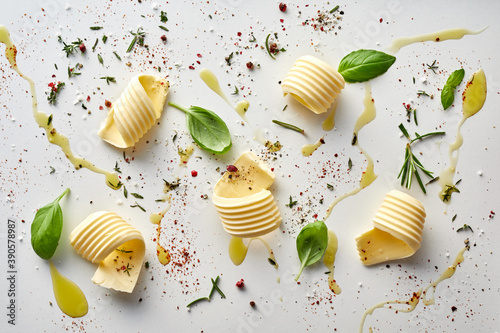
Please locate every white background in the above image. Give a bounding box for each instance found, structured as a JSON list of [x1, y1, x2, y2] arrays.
[[0, 0, 499, 332]]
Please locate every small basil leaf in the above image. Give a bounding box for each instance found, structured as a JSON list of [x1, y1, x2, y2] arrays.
[[338, 49, 396, 83], [169, 102, 232, 154], [446, 68, 465, 88], [441, 84, 455, 110], [31, 188, 70, 260], [295, 220, 328, 281]]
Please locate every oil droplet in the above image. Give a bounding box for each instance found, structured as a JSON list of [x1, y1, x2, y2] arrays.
[[388, 27, 487, 54], [199, 68, 249, 121], [323, 229, 341, 294], [153, 200, 172, 265], [149, 203, 171, 225], [325, 84, 377, 220], [49, 261, 88, 318], [178, 144, 195, 166], [322, 101, 338, 131], [0, 25, 119, 190], [156, 244, 171, 265], [301, 137, 324, 156]]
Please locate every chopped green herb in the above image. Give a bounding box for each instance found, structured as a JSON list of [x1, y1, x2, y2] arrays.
[[187, 276, 225, 308], [100, 76, 116, 85], [131, 193, 144, 199], [130, 202, 146, 212], [59, 37, 84, 57], [159, 25, 169, 32], [102, 35, 108, 43], [404, 104, 418, 125], [282, 105, 288, 111], [113, 51, 122, 61], [452, 214, 458, 222], [268, 258, 277, 266], [92, 38, 98, 52], [327, 184, 334, 190], [90, 26, 103, 30], [427, 60, 438, 74], [67, 63, 82, 78], [330, 5, 339, 13], [272, 120, 304, 134], [249, 33, 256, 42], [442, 181, 460, 202], [114, 162, 122, 173], [50, 166, 56, 174], [348, 158, 352, 170], [457, 224, 473, 233], [123, 263, 132, 276], [145, 261, 149, 269], [117, 248, 133, 253], [232, 86, 239, 95], [285, 196, 298, 208], [123, 186, 128, 199], [54, 63, 58, 70], [160, 10, 168, 23], [47, 82, 65, 105], [123, 151, 130, 163], [97, 54, 104, 65], [47, 114, 53, 126], [127, 28, 146, 53], [417, 90, 429, 97], [225, 52, 233, 66]]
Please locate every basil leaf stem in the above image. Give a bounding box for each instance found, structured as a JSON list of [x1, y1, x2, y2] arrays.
[[168, 102, 232, 154], [30, 188, 70, 260], [338, 49, 396, 83]]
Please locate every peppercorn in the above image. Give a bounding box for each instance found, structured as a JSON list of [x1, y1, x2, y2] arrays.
[[246, 62, 254, 69], [236, 279, 244, 288], [250, 301, 256, 307], [227, 165, 238, 172], [279, 3, 287, 12], [160, 35, 167, 42], [79, 43, 86, 53]]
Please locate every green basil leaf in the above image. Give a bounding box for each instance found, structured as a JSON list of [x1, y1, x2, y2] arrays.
[[338, 49, 396, 83], [441, 84, 455, 110], [31, 188, 70, 260], [169, 102, 232, 154], [446, 68, 465, 88], [295, 220, 328, 281]]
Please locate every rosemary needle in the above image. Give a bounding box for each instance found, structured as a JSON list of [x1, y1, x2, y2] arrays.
[[272, 120, 304, 134], [186, 297, 209, 308]]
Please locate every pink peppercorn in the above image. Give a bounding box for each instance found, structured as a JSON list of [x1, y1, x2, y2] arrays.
[[191, 170, 198, 177], [236, 279, 244, 288], [79, 43, 86, 53], [279, 3, 286, 12], [227, 165, 238, 172]]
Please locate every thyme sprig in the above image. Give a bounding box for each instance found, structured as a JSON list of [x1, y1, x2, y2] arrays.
[[47, 81, 65, 104], [457, 224, 473, 233], [427, 60, 438, 74], [397, 123, 445, 193], [285, 195, 297, 208], [100, 76, 116, 85], [442, 179, 461, 202], [68, 63, 82, 78], [187, 276, 225, 308]]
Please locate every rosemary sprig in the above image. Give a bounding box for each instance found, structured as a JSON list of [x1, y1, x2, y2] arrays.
[[100, 76, 116, 85], [417, 90, 429, 97], [58, 36, 84, 57], [117, 248, 133, 253], [123, 263, 132, 276], [427, 60, 438, 74], [285, 195, 297, 208], [272, 120, 304, 134], [160, 10, 168, 23], [159, 25, 169, 32], [442, 179, 461, 202], [90, 26, 103, 30], [114, 162, 122, 173], [232, 86, 239, 95], [397, 123, 445, 193], [127, 28, 145, 53], [47, 82, 65, 104], [131, 193, 144, 199], [68, 63, 82, 78], [130, 201, 146, 212]]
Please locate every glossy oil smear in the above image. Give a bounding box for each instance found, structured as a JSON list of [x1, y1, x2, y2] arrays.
[[323, 230, 341, 294], [301, 137, 324, 156], [199, 68, 249, 121], [228, 236, 278, 269], [438, 69, 487, 202], [388, 27, 487, 54], [359, 246, 468, 333], [0, 25, 120, 190], [324, 83, 377, 220], [49, 261, 88, 318]]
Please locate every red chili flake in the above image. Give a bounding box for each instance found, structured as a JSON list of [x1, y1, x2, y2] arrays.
[[99, 105, 103, 110], [379, 18, 383, 23], [237, 32, 242, 37], [48, 82, 54, 88], [188, 65, 195, 70], [236, 279, 244, 288], [246, 61, 254, 69], [191, 170, 198, 177], [280, 19, 284, 23], [197, 53, 202, 58], [160, 35, 167, 42], [227, 165, 238, 172], [79, 43, 86, 53], [279, 3, 287, 12], [86, 95, 91, 102], [105, 100, 112, 108]]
